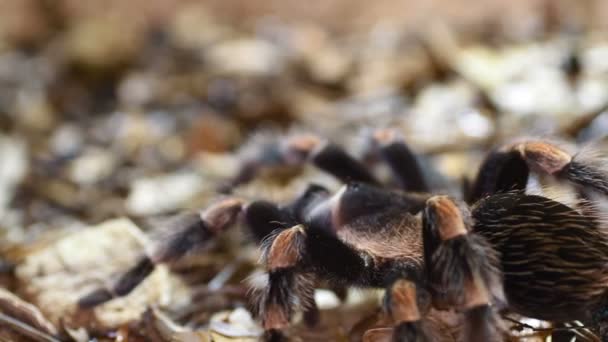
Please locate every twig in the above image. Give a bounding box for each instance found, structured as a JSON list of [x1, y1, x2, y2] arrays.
[[503, 315, 590, 332], [0, 313, 62, 342], [564, 321, 601, 342]]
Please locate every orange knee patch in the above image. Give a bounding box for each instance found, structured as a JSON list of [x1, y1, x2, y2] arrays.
[[426, 196, 467, 241], [517, 141, 572, 175], [390, 280, 420, 323], [267, 225, 305, 270], [201, 198, 244, 234]]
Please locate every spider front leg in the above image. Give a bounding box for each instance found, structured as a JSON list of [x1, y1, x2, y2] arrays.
[[78, 182, 332, 308], [78, 195, 298, 308], [78, 198, 245, 307], [422, 196, 505, 342]]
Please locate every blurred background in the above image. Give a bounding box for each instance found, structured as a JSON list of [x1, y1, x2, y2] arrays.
[[1, 0, 608, 341]]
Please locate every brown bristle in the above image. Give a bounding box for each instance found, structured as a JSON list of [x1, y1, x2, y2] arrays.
[[390, 280, 421, 323], [517, 141, 572, 174], [427, 196, 467, 241], [267, 225, 305, 270], [263, 303, 290, 330], [201, 198, 244, 234]]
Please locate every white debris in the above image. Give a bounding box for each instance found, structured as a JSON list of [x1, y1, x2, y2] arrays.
[[209, 307, 262, 339], [314, 289, 341, 310], [0, 135, 28, 219], [407, 81, 494, 148], [207, 39, 284, 76], [50, 124, 84, 157], [15, 218, 190, 329], [492, 66, 576, 116], [68, 148, 117, 185], [455, 42, 564, 91], [126, 172, 203, 215]]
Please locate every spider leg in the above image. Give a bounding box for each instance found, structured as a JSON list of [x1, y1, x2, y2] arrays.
[[244, 201, 290, 243], [422, 195, 504, 341], [79, 198, 245, 308], [384, 280, 431, 342], [468, 140, 608, 203], [256, 225, 315, 338], [226, 134, 380, 191], [78, 179, 334, 309], [467, 148, 529, 203], [281, 134, 380, 185], [370, 129, 430, 192], [282, 183, 331, 223], [462, 305, 504, 342], [257, 223, 392, 339], [245, 183, 331, 243], [381, 279, 470, 342]]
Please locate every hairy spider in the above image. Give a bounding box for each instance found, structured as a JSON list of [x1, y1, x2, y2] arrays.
[[79, 129, 608, 341]]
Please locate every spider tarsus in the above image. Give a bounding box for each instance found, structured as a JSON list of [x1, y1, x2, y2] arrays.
[[260, 271, 295, 334], [77, 288, 113, 308], [302, 305, 320, 327], [462, 304, 505, 342], [263, 329, 287, 342], [391, 321, 426, 342], [113, 256, 155, 296], [77, 255, 155, 308]]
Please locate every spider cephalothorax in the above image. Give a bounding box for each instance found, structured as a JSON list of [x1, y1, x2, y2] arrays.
[[79, 129, 608, 341]]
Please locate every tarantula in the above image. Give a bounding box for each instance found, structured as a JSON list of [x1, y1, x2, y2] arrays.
[[79, 129, 608, 341]]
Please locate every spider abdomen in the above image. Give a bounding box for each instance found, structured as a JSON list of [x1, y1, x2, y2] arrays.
[[473, 192, 608, 321]]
